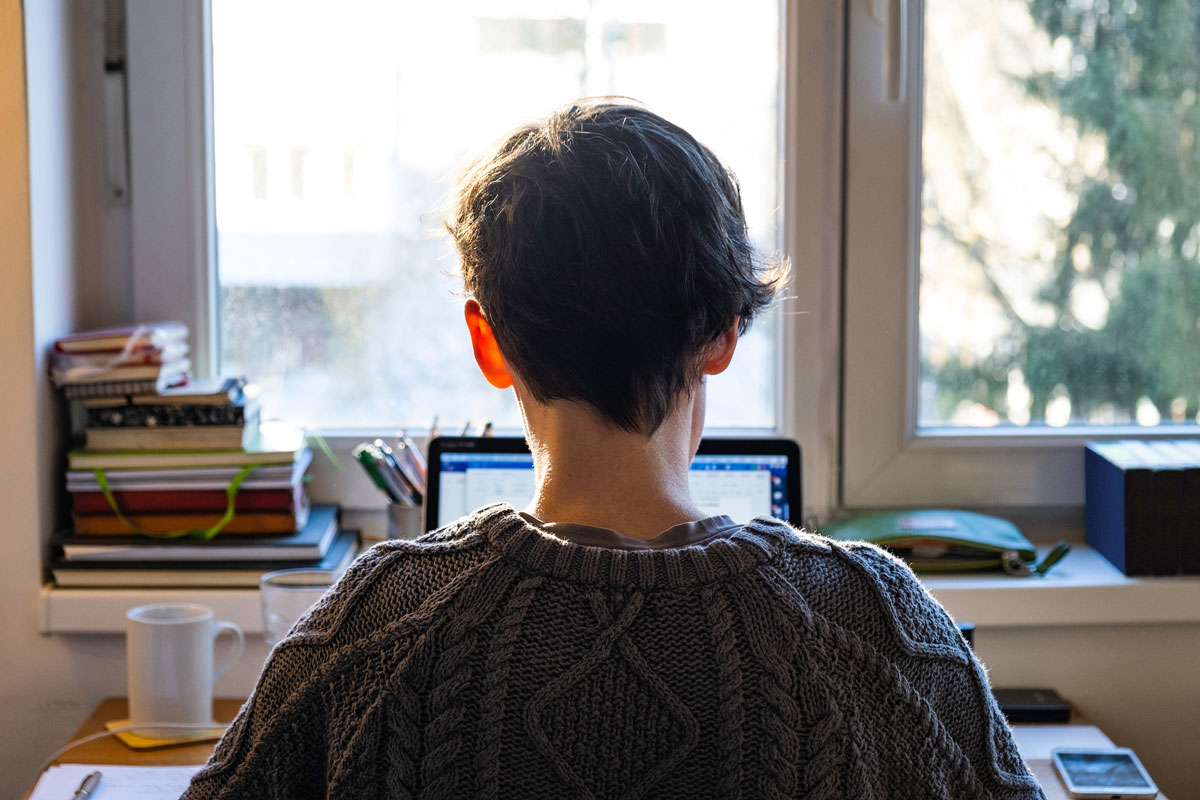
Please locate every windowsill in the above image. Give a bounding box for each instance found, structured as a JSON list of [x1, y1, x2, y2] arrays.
[[38, 545, 1200, 635], [922, 545, 1200, 627], [39, 585, 264, 636]]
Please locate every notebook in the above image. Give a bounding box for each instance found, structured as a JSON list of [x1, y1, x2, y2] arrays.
[[50, 529, 359, 587], [28, 764, 202, 800], [58, 503, 339, 562], [424, 436, 802, 532]]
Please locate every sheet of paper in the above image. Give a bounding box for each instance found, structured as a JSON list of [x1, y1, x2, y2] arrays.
[[28, 763, 204, 800], [1011, 724, 1116, 760]]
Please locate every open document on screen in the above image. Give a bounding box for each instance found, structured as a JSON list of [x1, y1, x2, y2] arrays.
[[435, 452, 790, 527]]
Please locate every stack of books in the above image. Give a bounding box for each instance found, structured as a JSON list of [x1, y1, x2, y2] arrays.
[[52, 415, 358, 587], [51, 505, 358, 588], [66, 424, 311, 537], [81, 377, 261, 453], [47, 322, 358, 588], [50, 322, 191, 400]]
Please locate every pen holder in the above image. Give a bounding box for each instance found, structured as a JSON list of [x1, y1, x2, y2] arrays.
[[386, 501, 423, 540]]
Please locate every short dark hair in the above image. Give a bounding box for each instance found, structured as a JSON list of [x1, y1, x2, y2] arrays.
[[448, 99, 784, 434]]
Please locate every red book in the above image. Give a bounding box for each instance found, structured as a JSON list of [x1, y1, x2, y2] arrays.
[[71, 486, 301, 514], [72, 510, 299, 536]]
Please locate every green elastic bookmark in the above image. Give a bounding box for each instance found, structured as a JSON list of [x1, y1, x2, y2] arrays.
[[93, 464, 258, 540], [307, 432, 343, 472]]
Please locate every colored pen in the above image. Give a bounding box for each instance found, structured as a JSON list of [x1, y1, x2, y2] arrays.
[[353, 444, 397, 500], [374, 439, 423, 504], [397, 433, 427, 482], [391, 437, 427, 493], [366, 444, 415, 505]]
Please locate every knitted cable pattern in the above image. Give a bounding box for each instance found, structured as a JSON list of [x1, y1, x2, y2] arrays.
[[762, 563, 1006, 798], [726, 574, 802, 799], [701, 585, 745, 798], [181, 504, 1046, 800], [420, 561, 519, 798], [477, 575, 545, 799], [384, 674, 421, 799]]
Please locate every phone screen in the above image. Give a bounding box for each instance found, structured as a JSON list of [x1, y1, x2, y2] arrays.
[[1057, 752, 1151, 788]]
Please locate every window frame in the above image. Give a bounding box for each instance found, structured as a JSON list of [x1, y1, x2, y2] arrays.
[[126, 0, 217, 377], [841, 0, 1200, 511], [122, 0, 845, 518]]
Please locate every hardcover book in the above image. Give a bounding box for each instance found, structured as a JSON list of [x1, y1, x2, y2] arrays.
[[1085, 439, 1200, 576], [71, 506, 306, 537], [53, 322, 188, 354], [51, 530, 359, 589], [65, 449, 312, 492], [1085, 441, 1155, 575], [86, 399, 255, 428], [67, 426, 307, 470], [83, 415, 260, 452], [59, 504, 338, 562], [71, 484, 303, 514]]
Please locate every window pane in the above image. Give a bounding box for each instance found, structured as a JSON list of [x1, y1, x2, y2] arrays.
[[212, 0, 779, 431], [920, 0, 1200, 428]]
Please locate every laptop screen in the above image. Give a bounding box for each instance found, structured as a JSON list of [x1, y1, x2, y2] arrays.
[[425, 437, 801, 531]]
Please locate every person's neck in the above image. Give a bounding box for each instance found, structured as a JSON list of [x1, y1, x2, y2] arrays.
[[519, 392, 708, 540]]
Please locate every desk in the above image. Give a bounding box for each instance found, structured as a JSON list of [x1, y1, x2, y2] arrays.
[[46, 698, 243, 768], [32, 699, 1166, 799], [1010, 720, 1170, 799]]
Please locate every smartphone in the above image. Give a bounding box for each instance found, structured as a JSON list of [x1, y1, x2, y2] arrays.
[[1050, 748, 1158, 799]]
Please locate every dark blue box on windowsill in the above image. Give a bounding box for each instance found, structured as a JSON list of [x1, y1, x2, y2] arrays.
[[1084, 440, 1200, 576]]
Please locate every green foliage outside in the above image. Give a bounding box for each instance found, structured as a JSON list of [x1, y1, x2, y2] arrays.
[[927, 0, 1200, 426]]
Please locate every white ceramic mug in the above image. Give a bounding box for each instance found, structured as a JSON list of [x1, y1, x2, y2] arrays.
[[125, 603, 244, 737]]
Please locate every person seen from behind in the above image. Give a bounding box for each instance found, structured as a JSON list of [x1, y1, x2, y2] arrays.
[[182, 99, 1045, 799]]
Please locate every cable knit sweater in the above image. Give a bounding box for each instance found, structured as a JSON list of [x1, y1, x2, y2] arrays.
[[182, 504, 1045, 799]]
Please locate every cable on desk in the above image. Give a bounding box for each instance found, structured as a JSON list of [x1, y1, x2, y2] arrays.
[[34, 721, 231, 778]]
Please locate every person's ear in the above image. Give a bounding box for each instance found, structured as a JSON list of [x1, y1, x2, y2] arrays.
[[701, 318, 740, 376], [464, 299, 514, 389]]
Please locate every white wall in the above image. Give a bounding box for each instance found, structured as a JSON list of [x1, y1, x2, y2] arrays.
[[1, 2, 1197, 798], [977, 624, 1200, 797], [0, 3, 267, 794]]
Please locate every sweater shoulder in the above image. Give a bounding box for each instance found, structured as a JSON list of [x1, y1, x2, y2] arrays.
[[768, 537, 1040, 795], [278, 514, 494, 650], [770, 534, 967, 659], [180, 517, 501, 798]]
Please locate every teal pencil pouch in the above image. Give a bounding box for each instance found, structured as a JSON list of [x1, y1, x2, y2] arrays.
[[820, 509, 1069, 576]]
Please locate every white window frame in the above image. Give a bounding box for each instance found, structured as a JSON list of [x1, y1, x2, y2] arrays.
[[123, 0, 846, 517], [126, 0, 216, 378], [842, 0, 1199, 511]]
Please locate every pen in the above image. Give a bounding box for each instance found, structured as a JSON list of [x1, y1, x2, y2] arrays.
[[391, 436, 427, 492], [397, 432, 427, 482], [352, 444, 397, 502], [374, 439, 423, 504], [72, 770, 101, 799]]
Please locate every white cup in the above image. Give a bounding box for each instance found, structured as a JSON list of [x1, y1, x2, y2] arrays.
[[125, 603, 244, 738]]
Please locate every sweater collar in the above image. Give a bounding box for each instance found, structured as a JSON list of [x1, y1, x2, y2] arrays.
[[472, 503, 799, 588]]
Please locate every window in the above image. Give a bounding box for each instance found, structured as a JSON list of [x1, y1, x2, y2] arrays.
[[920, 0, 1200, 430], [843, 0, 1200, 508], [208, 0, 781, 431]]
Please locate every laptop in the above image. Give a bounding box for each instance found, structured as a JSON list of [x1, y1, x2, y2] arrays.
[[424, 436, 801, 532]]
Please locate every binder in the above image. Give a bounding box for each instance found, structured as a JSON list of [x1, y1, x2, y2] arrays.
[[1085, 440, 1200, 576], [1084, 442, 1153, 575]]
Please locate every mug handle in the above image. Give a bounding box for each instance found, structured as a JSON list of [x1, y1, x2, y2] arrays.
[[211, 620, 245, 684]]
